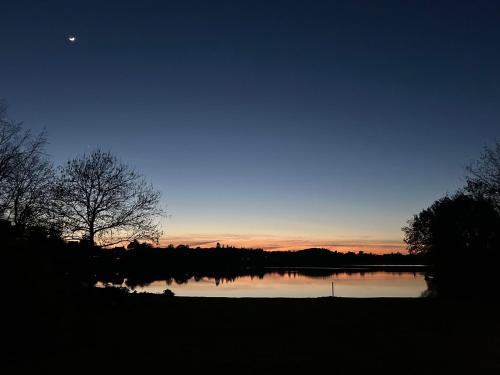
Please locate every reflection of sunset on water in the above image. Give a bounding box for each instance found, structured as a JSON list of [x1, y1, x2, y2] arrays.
[[115, 272, 427, 298]]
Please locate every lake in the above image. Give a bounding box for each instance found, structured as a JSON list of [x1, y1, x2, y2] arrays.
[[98, 269, 428, 298]]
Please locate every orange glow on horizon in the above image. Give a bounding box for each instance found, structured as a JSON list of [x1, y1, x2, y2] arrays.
[[158, 234, 407, 254]]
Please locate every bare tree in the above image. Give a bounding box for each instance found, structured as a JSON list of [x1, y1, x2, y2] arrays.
[[52, 149, 164, 246], [4, 151, 54, 228], [0, 101, 51, 223], [0, 101, 25, 188], [465, 141, 500, 210]]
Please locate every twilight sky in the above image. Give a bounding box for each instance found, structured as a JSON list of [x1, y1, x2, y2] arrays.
[[1, 1, 499, 252]]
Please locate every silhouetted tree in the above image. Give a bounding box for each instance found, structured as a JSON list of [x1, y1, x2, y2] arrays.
[[127, 239, 153, 250], [5, 147, 54, 229], [52, 149, 164, 247], [163, 288, 175, 297], [465, 141, 500, 211], [0, 102, 52, 227], [0, 101, 22, 187], [403, 194, 500, 273]]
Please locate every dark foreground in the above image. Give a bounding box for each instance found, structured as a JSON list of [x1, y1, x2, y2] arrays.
[[6, 291, 500, 374]]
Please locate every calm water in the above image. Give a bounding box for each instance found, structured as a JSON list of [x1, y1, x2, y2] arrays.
[[99, 270, 428, 298]]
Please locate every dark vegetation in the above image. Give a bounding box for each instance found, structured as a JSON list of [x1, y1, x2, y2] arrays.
[[404, 142, 500, 296]]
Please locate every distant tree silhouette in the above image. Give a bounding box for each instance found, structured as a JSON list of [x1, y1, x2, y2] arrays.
[[127, 239, 153, 250], [465, 141, 500, 211], [163, 288, 175, 297], [403, 193, 500, 276], [52, 149, 164, 247]]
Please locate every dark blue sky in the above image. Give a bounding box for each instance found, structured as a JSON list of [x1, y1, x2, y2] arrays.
[[1, 0, 499, 251]]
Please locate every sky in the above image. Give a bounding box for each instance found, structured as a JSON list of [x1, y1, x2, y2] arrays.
[[1, 1, 499, 253]]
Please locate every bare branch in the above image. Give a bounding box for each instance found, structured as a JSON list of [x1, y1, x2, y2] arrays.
[[465, 141, 500, 210]]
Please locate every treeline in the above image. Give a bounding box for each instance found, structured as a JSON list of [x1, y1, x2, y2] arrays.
[[91, 242, 425, 287], [3, 221, 423, 298], [2, 217, 423, 287]]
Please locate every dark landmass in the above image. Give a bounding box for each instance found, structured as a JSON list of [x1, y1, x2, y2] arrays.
[[6, 288, 500, 374], [4, 227, 500, 374], [93, 243, 425, 287]]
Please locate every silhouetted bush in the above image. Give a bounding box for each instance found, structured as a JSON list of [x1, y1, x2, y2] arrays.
[[404, 193, 500, 296]]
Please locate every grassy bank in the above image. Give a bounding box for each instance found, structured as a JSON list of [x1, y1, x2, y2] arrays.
[[6, 292, 500, 374]]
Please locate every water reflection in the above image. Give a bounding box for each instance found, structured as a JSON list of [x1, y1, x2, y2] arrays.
[[97, 270, 427, 298]]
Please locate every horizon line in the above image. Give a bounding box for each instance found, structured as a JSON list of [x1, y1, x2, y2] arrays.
[[158, 234, 407, 254]]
